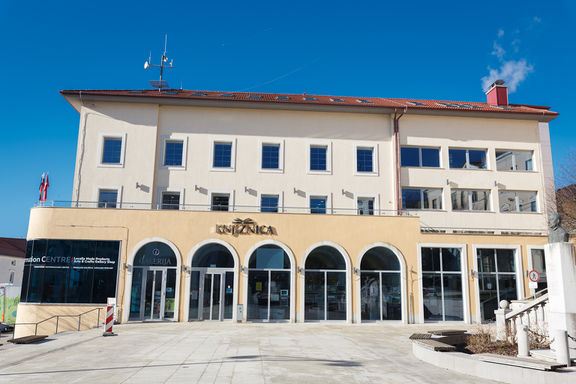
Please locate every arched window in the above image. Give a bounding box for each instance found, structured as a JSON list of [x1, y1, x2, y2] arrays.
[[360, 247, 401, 321], [191, 243, 234, 268], [247, 245, 291, 321], [304, 246, 347, 321]]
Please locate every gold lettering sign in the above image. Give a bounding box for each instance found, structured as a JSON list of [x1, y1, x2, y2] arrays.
[[215, 218, 276, 236]]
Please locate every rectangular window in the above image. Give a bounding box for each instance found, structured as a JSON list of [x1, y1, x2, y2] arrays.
[[261, 195, 279, 213], [161, 192, 180, 210], [164, 140, 184, 166], [98, 189, 118, 208], [402, 188, 443, 210], [213, 142, 232, 168], [356, 147, 374, 172], [357, 198, 374, 215], [477, 248, 517, 321], [496, 150, 533, 171], [401, 147, 440, 167], [211, 194, 230, 211], [310, 196, 327, 214], [451, 189, 489, 211], [499, 191, 537, 212], [310, 145, 328, 171], [101, 137, 122, 164], [449, 148, 487, 169], [262, 144, 280, 169]]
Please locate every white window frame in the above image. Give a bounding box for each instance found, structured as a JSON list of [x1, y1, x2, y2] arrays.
[[307, 192, 332, 214], [498, 190, 539, 213], [448, 147, 489, 170], [401, 187, 444, 210], [417, 243, 470, 324], [354, 193, 380, 216], [157, 187, 185, 210], [161, 135, 188, 170], [472, 244, 523, 323], [354, 143, 379, 176], [307, 141, 332, 175], [495, 149, 535, 172], [526, 245, 546, 296], [400, 146, 441, 168], [95, 185, 123, 209], [257, 191, 284, 213], [209, 190, 235, 212], [259, 139, 284, 173], [98, 133, 126, 168], [451, 189, 491, 212], [210, 138, 236, 172]]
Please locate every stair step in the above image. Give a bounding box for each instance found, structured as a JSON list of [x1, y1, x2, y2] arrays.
[[476, 353, 566, 371]]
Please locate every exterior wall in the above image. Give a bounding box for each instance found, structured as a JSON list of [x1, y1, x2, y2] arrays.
[[21, 207, 548, 329], [0, 255, 24, 285], [400, 114, 547, 232]]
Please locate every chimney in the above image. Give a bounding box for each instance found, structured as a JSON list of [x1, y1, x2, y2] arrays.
[[485, 79, 508, 106]]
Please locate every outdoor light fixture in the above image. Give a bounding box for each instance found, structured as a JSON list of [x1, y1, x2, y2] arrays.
[[297, 266, 303, 274], [470, 269, 477, 278], [194, 185, 201, 191], [353, 267, 359, 274]]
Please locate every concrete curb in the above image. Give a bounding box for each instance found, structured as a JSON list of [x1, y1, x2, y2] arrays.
[[412, 342, 576, 384]]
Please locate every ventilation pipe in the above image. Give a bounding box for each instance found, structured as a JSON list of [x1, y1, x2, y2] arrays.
[[393, 107, 407, 215]]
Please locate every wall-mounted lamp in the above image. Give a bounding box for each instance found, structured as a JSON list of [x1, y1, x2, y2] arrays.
[[194, 185, 201, 191], [353, 267, 359, 275], [494, 180, 498, 187], [446, 179, 450, 185], [293, 187, 299, 194], [341, 189, 346, 195], [123, 263, 128, 270], [182, 265, 191, 273], [244, 186, 250, 193], [136, 182, 141, 189], [470, 269, 477, 278], [240, 265, 246, 273], [297, 266, 303, 274]]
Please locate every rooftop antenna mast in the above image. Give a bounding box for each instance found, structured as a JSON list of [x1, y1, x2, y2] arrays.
[[144, 34, 174, 90]]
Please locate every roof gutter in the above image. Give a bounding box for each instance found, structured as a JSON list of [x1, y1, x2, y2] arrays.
[[393, 107, 407, 215]]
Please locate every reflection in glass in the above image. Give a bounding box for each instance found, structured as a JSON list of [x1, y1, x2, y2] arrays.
[[360, 272, 380, 320], [327, 272, 346, 320], [304, 272, 325, 321], [164, 269, 176, 319], [423, 274, 442, 321], [189, 271, 200, 320], [130, 268, 143, 320], [270, 271, 290, 320], [443, 275, 463, 320], [248, 271, 269, 320], [224, 272, 234, 319], [381, 272, 401, 320]]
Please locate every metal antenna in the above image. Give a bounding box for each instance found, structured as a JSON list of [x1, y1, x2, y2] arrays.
[[144, 34, 175, 90]]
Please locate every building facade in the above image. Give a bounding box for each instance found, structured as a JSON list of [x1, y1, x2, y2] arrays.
[[16, 84, 558, 334]]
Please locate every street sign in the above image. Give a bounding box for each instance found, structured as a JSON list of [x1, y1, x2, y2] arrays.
[[528, 270, 540, 283]]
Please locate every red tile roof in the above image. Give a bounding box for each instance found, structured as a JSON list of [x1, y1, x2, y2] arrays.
[[0, 237, 26, 258], [60, 89, 558, 117]]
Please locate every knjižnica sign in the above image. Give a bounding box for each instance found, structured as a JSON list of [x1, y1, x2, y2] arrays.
[[216, 218, 276, 235]]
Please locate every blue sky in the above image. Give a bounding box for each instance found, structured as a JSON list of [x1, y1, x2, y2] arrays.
[[0, 0, 574, 238]]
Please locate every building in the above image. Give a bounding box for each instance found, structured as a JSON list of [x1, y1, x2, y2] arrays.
[[0, 237, 26, 286], [16, 82, 558, 333]]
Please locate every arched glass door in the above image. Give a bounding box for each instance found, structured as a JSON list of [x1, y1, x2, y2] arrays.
[[129, 242, 178, 321], [247, 245, 291, 321], [360, 247, 402, 321], [189, 244, 235, 321], [304, 246, 347, 321]]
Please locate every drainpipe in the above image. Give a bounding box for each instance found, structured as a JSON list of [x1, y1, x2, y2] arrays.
[[393, 107, 407, 215]]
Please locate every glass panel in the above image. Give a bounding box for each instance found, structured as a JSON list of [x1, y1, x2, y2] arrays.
[[192, 243, 234, 268], [421, 248, 441, 272], [421, 148, 440, 167], [98, 190, 118, 208], [496, 249, 515, 272], [304, 271, 325, 321], [402, 188, 421, 209], [531, 249, 547, 291], [423, 189, 442, 209], [479, 274, 497, 321], [449, 149, 467, 168], [164, 141, 183, 166], [515, 151, 533, 171], [360, 247, 400, 271], [102, 138, 122, 164], [357, 198, 374, 215], [270, 271, 290, 320], [451, 190, 469, 210], [305, 246, 346, 270], [249, 245, 290, 269], [326, 272, 346, 320], [211, 274, 221, 320], [211, 194, 230, 211], [67, 266, 93, 303], [400, 147, 419, 167], [144, 270, 154, 318], [496, 151, 514, 171], [423, 274, 443, 321], [129, 268, 143, 320], [471, 190, 489, 211], [499, 190, 517, 212], [381, 272, 401, 320], [202, 274, 212, 320], [89, 241, 119, 304], [443, 275, 463, 321], [213, 142, 232, 168], [478, 249, 496, 273], [134, 242, 177, 267], [189, 271, 200, 320], [360, 272, 380, 320], [517, 191, 537, 212], [41, 268, 67, 303], [152, 271, 163, 320], [261, 195, 279, 213], [247, 271, 269, 320], [262, 144, 280, 169], [441, 248, 461, 272], [498, 275, 517, 302], [224, 272, 234, 319], [468, 150, 487, 169], [310, 197, 327, 214], [164, 269, 176, 319], [161, 192, 180, 210], [356, 148, 373, 172], [310, 146, 327, 171]]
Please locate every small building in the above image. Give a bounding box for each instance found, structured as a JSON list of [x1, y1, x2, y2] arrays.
[[0, 237, 26, 285]]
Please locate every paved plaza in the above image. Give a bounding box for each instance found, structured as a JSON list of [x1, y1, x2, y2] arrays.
[[0, 322, 496, 383]]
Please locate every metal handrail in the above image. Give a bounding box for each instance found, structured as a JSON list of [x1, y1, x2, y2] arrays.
[[12, 307, 102, 338]]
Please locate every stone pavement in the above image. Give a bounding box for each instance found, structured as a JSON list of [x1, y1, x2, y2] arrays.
[[0, 322, 498, 383]]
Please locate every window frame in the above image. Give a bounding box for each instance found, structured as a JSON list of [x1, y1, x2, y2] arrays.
[[307, 141, 332, 175], [400, 146, 441, 168], [498, 190, 538, 213], [210, 138, 236, 172], [448, 147, 488, 170], [495, 149, 535, 172], [258, 191, 283, 213], [354, 143, 379, 176], [161, 135, 188, 170], [158, 187, 184, 210], [308, 193, 332, 214], [354, 193, 380, 216], [401, 187, 444, 211], [98, 133, 126, 168], [209, 190, 235, 212], [95, 185, 123, 209], [259, 139, 284, 173], [450, 189, 491, 212]]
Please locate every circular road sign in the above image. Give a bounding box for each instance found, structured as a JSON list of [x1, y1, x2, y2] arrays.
[[528, 270, 540, 283]]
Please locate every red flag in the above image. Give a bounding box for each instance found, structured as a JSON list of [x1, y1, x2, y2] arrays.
[[42, 173, 50, 202], [39, 173, 45, 201]]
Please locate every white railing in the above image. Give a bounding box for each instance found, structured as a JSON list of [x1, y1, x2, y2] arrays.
[[495, 289, 549, 341]]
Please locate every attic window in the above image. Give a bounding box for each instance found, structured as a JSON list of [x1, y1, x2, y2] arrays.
[[276, 96, 290, 100], [130, 90, 146, 94], [357, 99, 373, 103], [162, 91, 179, 95], [407, 101, 426, 106], [221, 93, 234, 97], [331, 98, 345, 102], [304, 97, 317, 101], [191, 92, 207, 96], [249, 95, 262, 99]]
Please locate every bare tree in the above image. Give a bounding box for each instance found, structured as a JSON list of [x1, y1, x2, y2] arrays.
[[555, 149, 576, 235]]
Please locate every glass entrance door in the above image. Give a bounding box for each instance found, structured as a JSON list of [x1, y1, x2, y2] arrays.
[[304, 270, 346, 321], [143, 269, 165, 321], [201, 272, 223, 321]]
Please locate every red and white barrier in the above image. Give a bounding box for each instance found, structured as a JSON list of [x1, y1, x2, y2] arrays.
[[102, 305, 116, 336]]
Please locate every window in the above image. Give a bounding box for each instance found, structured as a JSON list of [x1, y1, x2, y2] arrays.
[[402, 188, 443, 210], [211, 139, 236, 170], [477, 248, 518, 321], [261, 195, 279, 213], [161, 191, 180, 210], [357, 198, 374, 215], [310, 145, 328, 172], [496, 150, 533, 171], [451, 189, 490, 211], [211, 193, 230, 211], [101, 137, 122, 164], [499, 191, 537, 212], [260, 141, 283, 171], [310, 196, 327, 214], [356, 147, 374, 172], [98, 189, 118, 208], [449, 148, 487, 169], [164, 140, 184, 166], [9, 270, 15, 284], [401, 147, 440, 167]]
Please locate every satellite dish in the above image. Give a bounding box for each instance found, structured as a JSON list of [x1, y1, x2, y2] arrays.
[[144, 61, 150, 69]]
